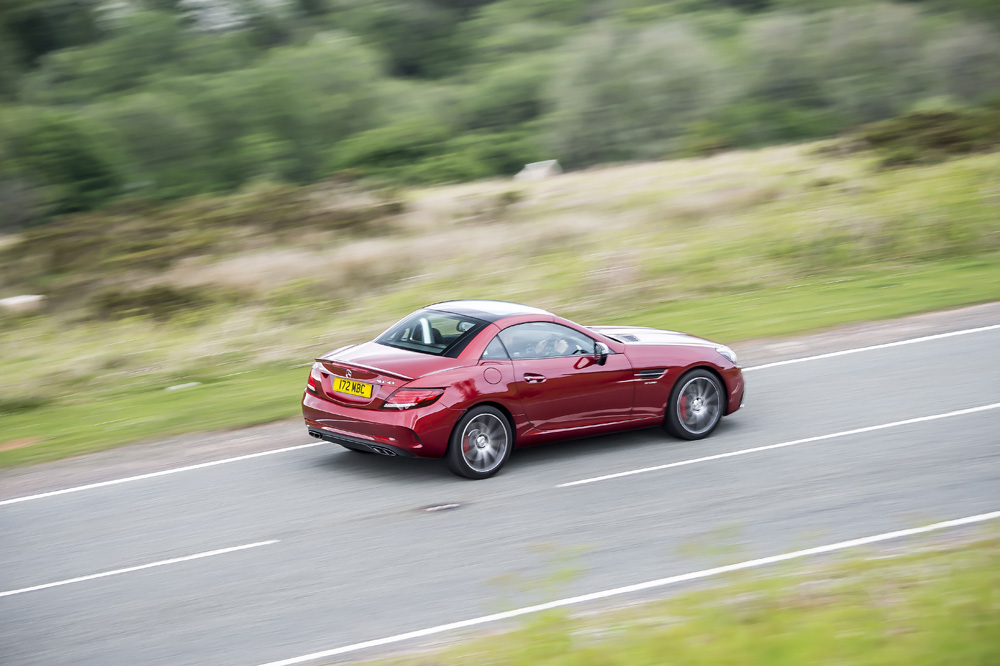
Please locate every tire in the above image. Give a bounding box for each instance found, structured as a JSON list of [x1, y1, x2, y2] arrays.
[[665, 369, 724, 440], [446, 406, 513, 479]]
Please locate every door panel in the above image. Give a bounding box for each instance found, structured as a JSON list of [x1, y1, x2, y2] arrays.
[[510, 354, 634, 430], [499, 321, 635, 429]]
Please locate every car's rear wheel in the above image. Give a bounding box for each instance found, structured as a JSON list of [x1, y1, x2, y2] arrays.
[[665, 369, 724, 440], [446, 406, 512, 479]]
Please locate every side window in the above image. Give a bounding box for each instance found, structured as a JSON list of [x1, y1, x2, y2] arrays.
[[481, 336, 510, 361], [498, 322, 596, 359]]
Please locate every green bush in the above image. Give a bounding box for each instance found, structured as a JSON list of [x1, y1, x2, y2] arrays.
[[858, 105, 1000, 166], [546, 22, 728, 167], [0, 395, 50, 415], [446, 129, 544, 175], [4, 110, 120, 214], [338, 0, 467, 77], [94, 92, 212, 200], [330, 118, 454, 180], [459, 59, 552, 131], [90, 285, 213, 321]]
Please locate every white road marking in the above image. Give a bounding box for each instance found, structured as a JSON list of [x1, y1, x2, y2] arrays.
[[423, 503, 461, 512], [0, 540, 278, 598], [0, 442, 324, 507], [743, 323, 1000, 371], [254, 511, 1000, 666], [2, 322, 997, 508], [557, 402, 1000, 488]]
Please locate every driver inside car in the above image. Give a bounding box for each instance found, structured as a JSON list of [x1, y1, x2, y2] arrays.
[[533, 335, 574, 357]]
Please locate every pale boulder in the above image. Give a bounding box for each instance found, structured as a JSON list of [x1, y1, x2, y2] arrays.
[[514, 160, 562, 181], [0, 295, 45, 314]]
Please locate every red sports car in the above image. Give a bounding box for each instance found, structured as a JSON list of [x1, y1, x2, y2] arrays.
[[302, 301, 744, 479]]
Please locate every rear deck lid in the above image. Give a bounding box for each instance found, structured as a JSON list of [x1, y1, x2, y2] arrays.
[[315, 342, 463, 408]]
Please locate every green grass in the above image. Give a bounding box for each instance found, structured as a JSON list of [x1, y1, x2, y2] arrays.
[[624, 257, 1000, 341], [1, 143, 998, 467], [359, 535, 1000, 666], [0, 364, 308, 467]]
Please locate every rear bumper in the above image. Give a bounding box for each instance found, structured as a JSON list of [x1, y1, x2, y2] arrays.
[[302, 391, 456, 458], [307, 428, 415, 457]]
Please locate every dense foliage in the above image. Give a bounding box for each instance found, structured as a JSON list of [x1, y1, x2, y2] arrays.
[[0, 0, 998, 225]]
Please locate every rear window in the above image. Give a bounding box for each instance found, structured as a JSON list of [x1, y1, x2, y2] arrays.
[[376, 309, 488, 357]]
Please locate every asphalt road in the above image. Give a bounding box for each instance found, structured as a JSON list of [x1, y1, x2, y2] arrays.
[[2, 321, 999, 666]]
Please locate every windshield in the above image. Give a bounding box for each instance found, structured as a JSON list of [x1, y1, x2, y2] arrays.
[[376, 309, 488, 357]]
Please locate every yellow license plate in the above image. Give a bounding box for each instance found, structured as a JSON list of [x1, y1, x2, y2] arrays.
[[332, 376, 373, 398]]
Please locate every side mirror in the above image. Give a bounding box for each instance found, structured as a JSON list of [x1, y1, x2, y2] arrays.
[[595, 342, 610, 366]]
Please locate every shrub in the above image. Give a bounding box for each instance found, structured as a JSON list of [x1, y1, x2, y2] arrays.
[[459, 59, 553, 131], [90, 285, 213, 320], [857, 105, 1000, 166], [0, 396, 49, 415], [330, 118, 454, 180], [546, 22, 729, 166], [4, 110, 120, 214], [93, 92, 212, 200]]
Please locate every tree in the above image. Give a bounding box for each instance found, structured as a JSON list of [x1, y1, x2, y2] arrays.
[[339, 0, 465, 77], [1, 0, 102, 66], [547, 22, 728, 166], [6, 110, 120, 214], [923, 23, 1000, 105]]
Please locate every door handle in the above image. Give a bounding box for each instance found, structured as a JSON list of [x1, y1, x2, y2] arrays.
[[523, 373, 546, 384]]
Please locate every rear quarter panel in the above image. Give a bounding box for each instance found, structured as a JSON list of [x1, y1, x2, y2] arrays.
[[404, 360, 527, 452]]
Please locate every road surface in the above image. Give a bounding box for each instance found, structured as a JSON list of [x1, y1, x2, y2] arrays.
[[2, 317, 999, 665]]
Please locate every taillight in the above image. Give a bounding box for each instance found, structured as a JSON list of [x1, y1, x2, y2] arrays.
[[382, 387, 444, 410], [306, 363, 322, 392]]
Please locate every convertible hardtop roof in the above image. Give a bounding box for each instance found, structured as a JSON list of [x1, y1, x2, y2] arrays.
[[426, 300, 552, 322]]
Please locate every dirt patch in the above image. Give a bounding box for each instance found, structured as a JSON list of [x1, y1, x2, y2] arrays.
[[0, 437, 43, 452]]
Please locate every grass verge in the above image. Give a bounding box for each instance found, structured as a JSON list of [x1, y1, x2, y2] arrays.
[[360, 534, 1000, 666]]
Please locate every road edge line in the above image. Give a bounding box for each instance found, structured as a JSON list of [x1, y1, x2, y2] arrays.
[[0, 443, 324, 507], [743, 323, 1000, 371], [0, 540, 279, 598], [556, 402, 1000, 488]]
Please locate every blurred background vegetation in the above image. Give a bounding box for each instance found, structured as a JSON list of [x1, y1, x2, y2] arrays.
[[1, 0, 999, 464], [1, 0, 999, 222]]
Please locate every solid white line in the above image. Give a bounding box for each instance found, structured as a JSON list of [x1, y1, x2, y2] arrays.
[[0, 442, 324, 507], [0, 540, 278, 598], [557, 402, 1000, 488], [743, 323, 1000, 371], [254, 511, 1000, 666]]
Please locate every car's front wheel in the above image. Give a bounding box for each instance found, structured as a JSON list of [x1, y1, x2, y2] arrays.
[[446, 406, 513, 479], [665, 369, 724, 440]]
